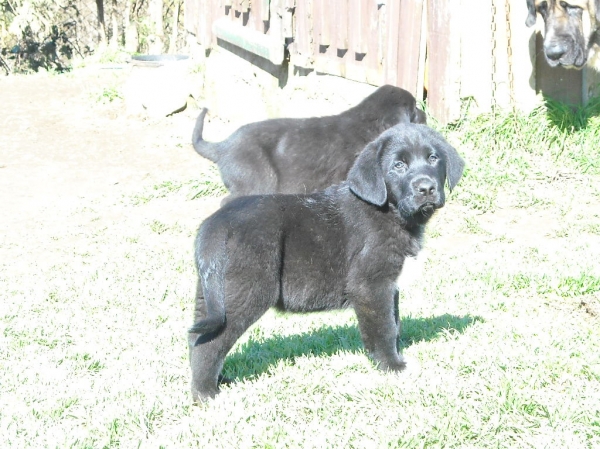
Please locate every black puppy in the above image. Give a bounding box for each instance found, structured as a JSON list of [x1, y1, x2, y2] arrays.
[[188, 123, 464, 400], [192, 85, 427, 203]]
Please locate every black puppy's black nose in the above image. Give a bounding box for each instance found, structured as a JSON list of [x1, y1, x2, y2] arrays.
[[544, 42, 566, 61], [415, 178, 436, 196]]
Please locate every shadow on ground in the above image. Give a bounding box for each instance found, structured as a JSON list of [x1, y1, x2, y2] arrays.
[[222, 313, 484, 382]]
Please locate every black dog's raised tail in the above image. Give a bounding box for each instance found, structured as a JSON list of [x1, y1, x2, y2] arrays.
[[192, 108, 219, 163]]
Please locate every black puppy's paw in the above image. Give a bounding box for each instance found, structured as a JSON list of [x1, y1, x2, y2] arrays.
[[389, 354, 422, 378], [218, 374, 233, 385], [377, 358, 408, 372], [191, 385, 220, 404]]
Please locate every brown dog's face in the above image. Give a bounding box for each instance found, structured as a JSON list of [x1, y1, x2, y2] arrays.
[[526, 0, 598, 68]]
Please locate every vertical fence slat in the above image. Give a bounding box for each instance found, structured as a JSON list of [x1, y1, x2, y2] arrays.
[[366, 0, 383, 84], [282, 1, 294, 39], [336, 0, 349, 50], [198, 0, 212, 46], [459, 0, 492, 113], [384, 0, 400, 86], [269, 0, 282, 40], [291, 0, 313, 67], [261, 0, 270, 22], [252, 0, 262, 31], [508, 0, 541, 112], [313, 0, 323, 51], [396, 0, 424, 96], [319, 0, 330, 46], [353, 0, 368, 55], [427, 0, 461, 124]]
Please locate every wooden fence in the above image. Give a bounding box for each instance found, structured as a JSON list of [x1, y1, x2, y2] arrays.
[[185, 0, 600, 124]]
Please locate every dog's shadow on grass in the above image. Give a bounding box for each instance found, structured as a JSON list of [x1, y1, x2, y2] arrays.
[[222, 313, 484, 382]]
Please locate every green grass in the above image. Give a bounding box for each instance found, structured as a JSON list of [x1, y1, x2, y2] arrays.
[[92, 85, 124, 104], [129, 166, 227, 205], [438, 97, 600, 214], [1, 97, 600, 447]]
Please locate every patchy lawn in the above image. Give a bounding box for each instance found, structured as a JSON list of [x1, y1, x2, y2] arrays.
[[1, 68, 599, 448]]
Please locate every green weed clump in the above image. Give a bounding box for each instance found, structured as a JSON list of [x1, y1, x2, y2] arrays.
[[439, 97, 600, 212], [129, 166, 228, 205]]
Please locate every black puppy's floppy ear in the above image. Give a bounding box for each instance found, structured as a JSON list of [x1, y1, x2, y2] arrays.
[[348, 140, 387, 206], [525, 0, 537, 27], [436, 137, 465, 192]]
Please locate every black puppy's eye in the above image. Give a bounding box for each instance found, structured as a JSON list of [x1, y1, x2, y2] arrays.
[[393, 161, 407, 171], [539, 1, 548, 12], [428, 154, 439, 163]]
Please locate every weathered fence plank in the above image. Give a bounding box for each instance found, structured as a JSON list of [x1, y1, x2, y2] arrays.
[[427, 0, 462, 124]]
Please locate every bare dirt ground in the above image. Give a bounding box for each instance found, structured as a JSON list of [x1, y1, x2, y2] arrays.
[[0, 67, 221, 271]]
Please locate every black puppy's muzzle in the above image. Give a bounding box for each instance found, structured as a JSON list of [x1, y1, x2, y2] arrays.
[[411, 176, 444, 215]]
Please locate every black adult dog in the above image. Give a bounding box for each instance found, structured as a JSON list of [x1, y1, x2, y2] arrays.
[[192, 85, 427, 203], [526, 0, 600, 69], [188, 123, 464, 401]]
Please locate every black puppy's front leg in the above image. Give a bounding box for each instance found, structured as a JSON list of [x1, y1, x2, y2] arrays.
[[353, 285, 406, 371]]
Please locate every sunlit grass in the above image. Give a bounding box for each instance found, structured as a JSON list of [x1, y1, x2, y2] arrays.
[[1, 97, 599, 447]]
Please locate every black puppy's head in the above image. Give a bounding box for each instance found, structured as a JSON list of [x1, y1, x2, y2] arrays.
[[365, 85, 427, 128], [348, 124, 464, 224], [525, 0, 597, 68]]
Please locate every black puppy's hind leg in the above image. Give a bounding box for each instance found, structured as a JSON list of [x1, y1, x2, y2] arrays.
[[189, 279, 225, 401], [189, 268, 278, 401]]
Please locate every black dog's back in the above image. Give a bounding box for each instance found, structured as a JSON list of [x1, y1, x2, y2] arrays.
[[191, 85, 426, 200], [194, 190, 350, 324]]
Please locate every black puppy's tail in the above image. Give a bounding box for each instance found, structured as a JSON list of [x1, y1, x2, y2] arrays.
[[188, 271, 227, 336], [188, 315, 225, 335], [192, 108, 219, 163]]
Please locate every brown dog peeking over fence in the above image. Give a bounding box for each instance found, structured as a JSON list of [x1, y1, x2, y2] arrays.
[[526, 0, 600, 69]]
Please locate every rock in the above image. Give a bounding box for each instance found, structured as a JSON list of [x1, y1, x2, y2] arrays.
[[123, 55, 191, 117]]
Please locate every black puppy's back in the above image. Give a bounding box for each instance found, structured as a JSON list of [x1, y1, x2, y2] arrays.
[[191, 85, 426, 200], [195, 189, 351, 320]]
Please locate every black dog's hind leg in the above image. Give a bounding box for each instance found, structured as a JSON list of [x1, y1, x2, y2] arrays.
[[189, 274, 277, 401], [189, 325, 254, 401], [353, 284, 407, 372], [189, 280, 223, 400]]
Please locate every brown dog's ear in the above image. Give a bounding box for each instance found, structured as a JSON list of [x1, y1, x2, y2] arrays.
[[526, 0, 537, 27], [348, 140, 387, 206]]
